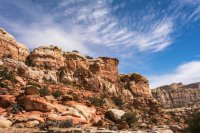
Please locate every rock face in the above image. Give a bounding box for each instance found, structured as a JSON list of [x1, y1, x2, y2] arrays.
[[29, 45, 65, 70], [0, 28, 30, 62], [120, 73, 152, 98], [0, 28, 170, 131], [152, 82, 200, 108], [18, 95, 55, 112], [0, 29, 153, 102]]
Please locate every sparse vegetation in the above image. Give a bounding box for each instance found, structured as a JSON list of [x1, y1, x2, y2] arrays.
[[12, 103, 23, 114], [85, 55, 93, 59], [39, 86, 50, 97], [121, 112, 137, 127], [72, 50, 79, 53], [39, 119, 73, 130], [44, 62, 51, 69], [67, 90, 80, 101], [90, 96, 104, 107], [0, 67, 16, 82], [3, 53, 13, 59], [52, 90, 63, 99], [0, 82, 7, 88], [187, 111, 200, 133], [25, 57, 35, 67], [113, 96, 123, 108]]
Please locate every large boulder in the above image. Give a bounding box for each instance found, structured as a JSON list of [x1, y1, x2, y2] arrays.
[[18, 95, 55, 112], [25, 85, 40, 95], [106, 109, 125, 122]]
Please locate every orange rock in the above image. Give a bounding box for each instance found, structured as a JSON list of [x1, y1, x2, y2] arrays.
[[18, 95, 55, 112], [0, 95, 16, 108]]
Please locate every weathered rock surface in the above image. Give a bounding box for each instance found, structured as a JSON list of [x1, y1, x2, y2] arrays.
[[0, 28, 30, 62], [0, 116, 12, 128], [106, 109, 125, 122], [29, 45, 65, 70], [152, 82, 200, 108], [18, 95, 55, 112]]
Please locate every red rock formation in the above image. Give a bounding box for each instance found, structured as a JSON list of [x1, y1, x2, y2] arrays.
[[0, 28, 30, 62], [29, 45, 65, 70], [120, 73, 152, 98]]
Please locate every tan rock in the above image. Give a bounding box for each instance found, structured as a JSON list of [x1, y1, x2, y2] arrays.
[[0, 28, 30, 62], [25, 120, 40, 128], [0, 116, 12, 128], [152, 82, 200, 108], [106, 109, 125, 122]]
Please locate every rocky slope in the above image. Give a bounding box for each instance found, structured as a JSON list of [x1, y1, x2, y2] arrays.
[[0, 28, 192, 132], [152, 82, 200, 108]]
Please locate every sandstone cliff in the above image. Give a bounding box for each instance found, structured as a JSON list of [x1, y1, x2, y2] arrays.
[[0, 28, 30, 62], [152, 82, 200, 108]]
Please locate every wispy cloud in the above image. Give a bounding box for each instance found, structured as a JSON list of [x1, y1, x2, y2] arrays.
[[0, 0, 176, 56], [150, 61, 200, 88]]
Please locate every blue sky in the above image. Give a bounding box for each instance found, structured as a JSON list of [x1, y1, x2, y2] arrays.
[[0, 0, 200, 88]]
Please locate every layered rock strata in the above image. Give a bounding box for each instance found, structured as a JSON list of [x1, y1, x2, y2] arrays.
[[152, 82, 200, 108]]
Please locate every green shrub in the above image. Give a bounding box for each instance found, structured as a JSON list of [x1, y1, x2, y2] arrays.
[[52, 90, 63, 99], [39, 86, 50, 97], [25, 58, 35, 67], [12, 103, 23, 114], [113, 96, 123, 108], [0, 67, 16, 82], [121, 112, 137, 126], [90, 96, 104, 107], [0, 82, 7, 88], [187, 112, 200, 133]]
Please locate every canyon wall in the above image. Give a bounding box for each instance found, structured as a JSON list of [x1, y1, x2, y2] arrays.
[[152, 82, 200, 108], [0, 28, 156, 109]]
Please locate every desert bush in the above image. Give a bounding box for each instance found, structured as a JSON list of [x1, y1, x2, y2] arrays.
[[72, 50, 79, 53], [187, 111, 200, 133], [113, 96, 123, 108], [67, 91, 79, 101], [90, 96, 104, 107], [39, 86, 50, 97], [52, 90, 63, 99], [85, 55, 93, 59], [0, 82, 7, 88], [25, 56, 35, 67], [3, 54, 13, 59], [39, 119, 73, 130], [12, 103, 23, 114], [121, 112, 137, 126], [0, 67, 16, 82]]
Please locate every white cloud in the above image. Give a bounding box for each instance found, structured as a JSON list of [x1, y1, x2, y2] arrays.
[[149, 61, 200, 88], [0, 0, 177, 59]]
